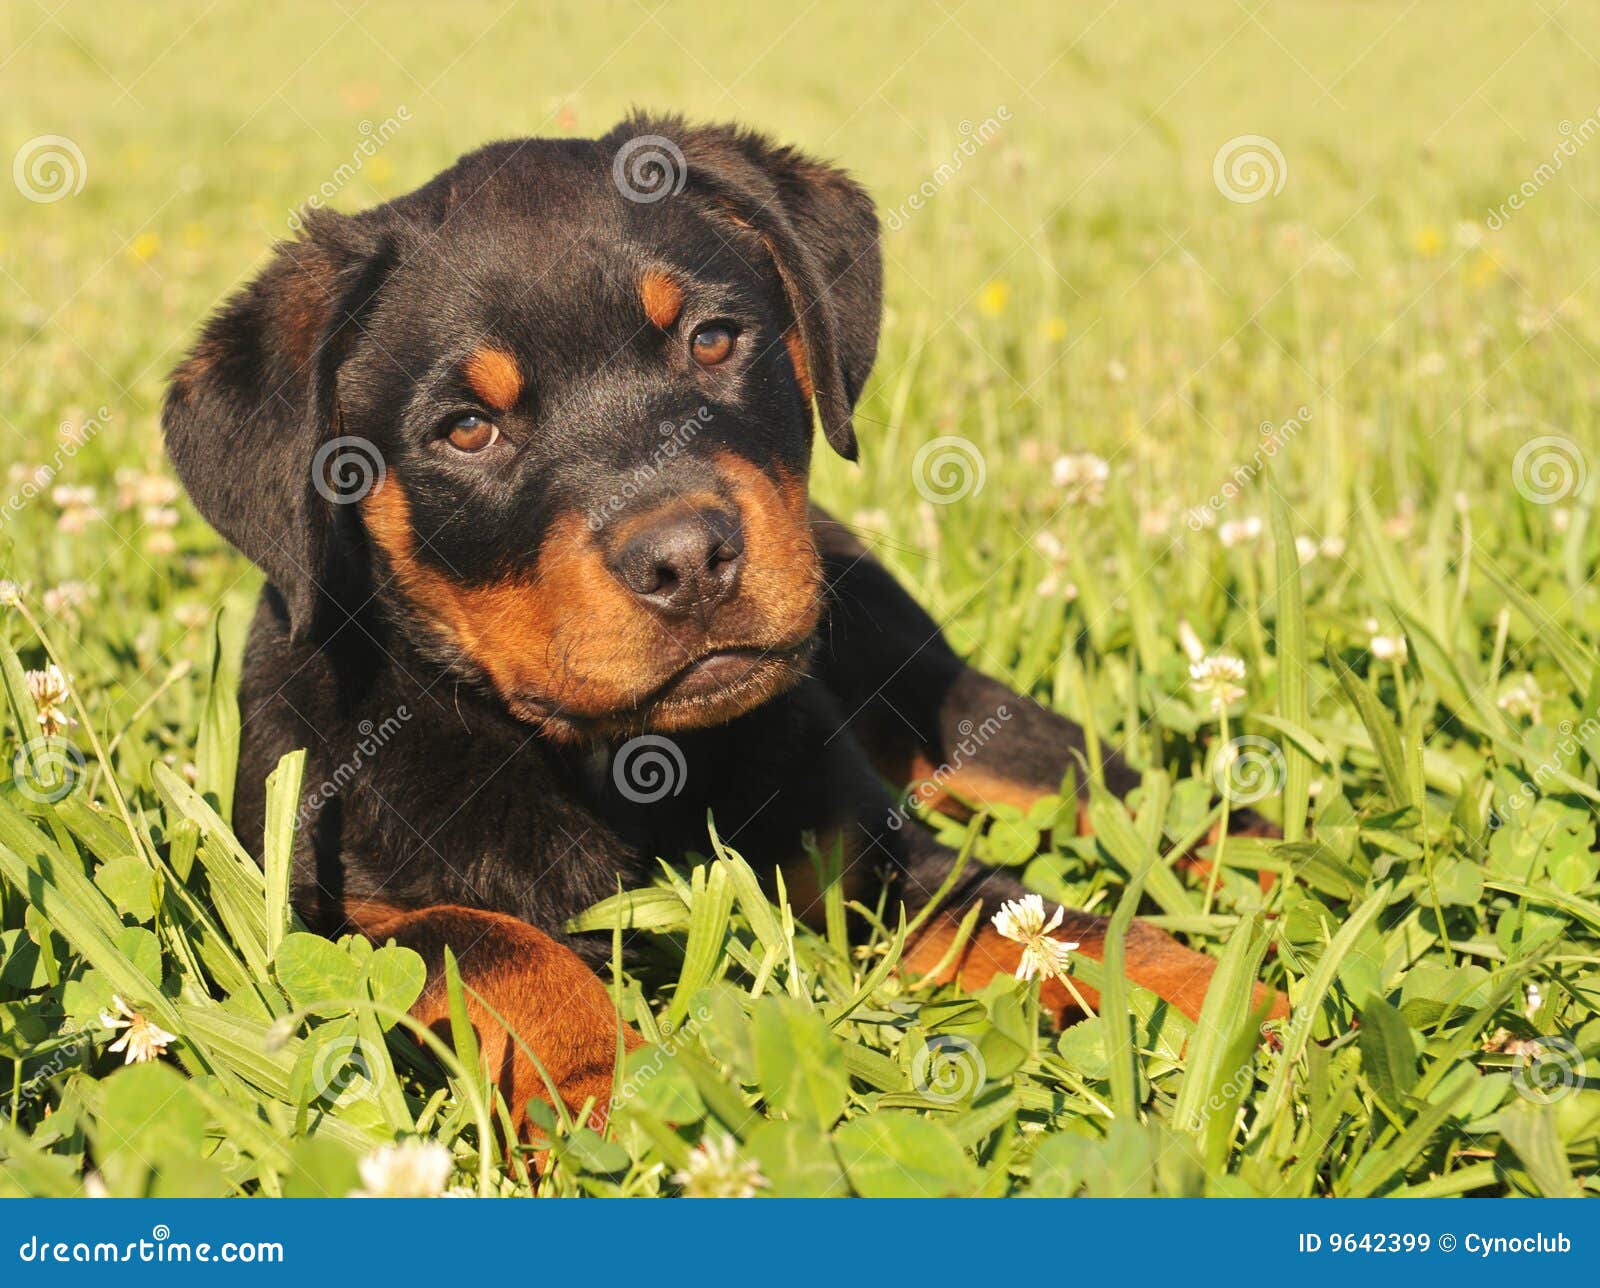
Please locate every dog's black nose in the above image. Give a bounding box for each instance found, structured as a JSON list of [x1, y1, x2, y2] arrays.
[[608, 507, 745, 618]]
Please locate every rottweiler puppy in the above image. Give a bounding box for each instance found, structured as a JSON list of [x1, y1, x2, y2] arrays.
[[163, 114, 1284, 1131]]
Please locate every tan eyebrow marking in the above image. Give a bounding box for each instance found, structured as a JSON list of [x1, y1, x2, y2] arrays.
[[639, 270, 684, 330], [784, 328, 814, 402], [464, 346, 523, 411]]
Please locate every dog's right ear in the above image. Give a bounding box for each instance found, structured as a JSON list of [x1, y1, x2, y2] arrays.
[[162, 212, 389, 640]]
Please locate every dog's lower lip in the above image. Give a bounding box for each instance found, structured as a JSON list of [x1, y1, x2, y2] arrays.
[[659, 647, 776, 699]]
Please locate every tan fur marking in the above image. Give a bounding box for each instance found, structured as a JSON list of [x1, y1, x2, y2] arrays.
[[639, 271, 684, 329], [359, 462, 820, 737], [784, 328, 814, 402], [346, 899, 643, 1137], [464, 346, 523, 411], [904, 912, 1288, 1024]]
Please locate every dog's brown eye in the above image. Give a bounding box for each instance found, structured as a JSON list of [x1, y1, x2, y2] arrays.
[[691, 324, 736, 367], [447, 415, 499, 453]]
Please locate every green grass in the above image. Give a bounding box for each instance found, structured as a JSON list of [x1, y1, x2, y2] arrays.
[[3, 0, 1600, 1196]]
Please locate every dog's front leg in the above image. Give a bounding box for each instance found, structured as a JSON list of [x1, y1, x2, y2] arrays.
[[813, 506, 1137, 819], [345, 901, 643, 1137]]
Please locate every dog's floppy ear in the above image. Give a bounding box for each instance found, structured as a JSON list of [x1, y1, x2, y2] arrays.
[[162, 212, 388, 640], [613, 117, 882, 461]]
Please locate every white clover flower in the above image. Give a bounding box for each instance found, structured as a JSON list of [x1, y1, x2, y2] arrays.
[[1319, 535, 1346, 560], [1497, 674, 1543, 722], [672, 1133, 769, 1198], [0, 580, 21, 609], [352, 1140, 454, 1198], [1294, 535, 1318, 565], [50, 484, 96, 509], [1177, 619, 1207, 664], [991, 893, 1078, 982], [1364, 620, 1408, 663], [1217, 516, 1263, 548], [25, 664, 76, 737], [99, 996, 177, 1065], [1189, 654, 1247, 712], [1139, 503, 1174, 537], [1033, 530, 1066, 561], [42, 582, 92, 618], [1050, 452, 1110, 506], [1036, 573, 1078, 601], [1381, 511, 1414, 540]]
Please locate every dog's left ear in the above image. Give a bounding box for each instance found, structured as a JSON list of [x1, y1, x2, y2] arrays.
[[614, 117, 882, 461]]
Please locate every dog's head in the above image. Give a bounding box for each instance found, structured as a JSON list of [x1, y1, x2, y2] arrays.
[[164, 116, 881, 740]]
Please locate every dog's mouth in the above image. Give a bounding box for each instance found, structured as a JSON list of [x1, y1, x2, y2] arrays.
[[506, 637, 814, 736]]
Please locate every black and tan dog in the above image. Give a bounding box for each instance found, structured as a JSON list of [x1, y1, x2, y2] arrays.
[[163, 115, 1283, 1130]]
